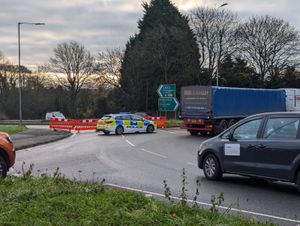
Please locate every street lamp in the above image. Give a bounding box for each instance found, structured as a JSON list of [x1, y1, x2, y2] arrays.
[[18, 22, 45, 125], [216, 3, 228, 87]]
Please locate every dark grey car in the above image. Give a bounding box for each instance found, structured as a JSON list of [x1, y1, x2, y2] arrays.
[[198, 112, 300, 190]]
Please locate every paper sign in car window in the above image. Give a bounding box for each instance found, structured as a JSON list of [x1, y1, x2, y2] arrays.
[[224, 144, 240, 156]]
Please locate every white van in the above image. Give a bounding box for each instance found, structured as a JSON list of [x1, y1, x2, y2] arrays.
[[45, 112, 66, 120], [284, 89, 300, 112]]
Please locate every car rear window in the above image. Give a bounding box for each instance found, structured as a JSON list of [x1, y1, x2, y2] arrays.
[[101, 116, 112, 120], [263, 118, 300, 140]]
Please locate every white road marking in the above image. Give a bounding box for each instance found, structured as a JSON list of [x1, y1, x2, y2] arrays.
[[126, 140, 135, 147], [187, 162, 197, 167], [121, 134, 125, 139], [106, 183, 300, 224], [140, 148, 168, 159]]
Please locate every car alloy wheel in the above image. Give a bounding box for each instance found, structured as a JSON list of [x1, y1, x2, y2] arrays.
[[203, 154, 222, 180], [115, 126, 124, 135], [147, 125, 154, 133]]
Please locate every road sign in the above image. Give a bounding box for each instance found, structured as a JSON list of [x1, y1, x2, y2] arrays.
[[157, 84, 176, 97], [158, 97, 179, 111]]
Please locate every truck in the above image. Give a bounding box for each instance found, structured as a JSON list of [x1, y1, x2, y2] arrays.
[[181, 86, 300, 136]]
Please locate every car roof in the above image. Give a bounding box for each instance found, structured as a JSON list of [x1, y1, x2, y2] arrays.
[[248, 112, 300, 118]]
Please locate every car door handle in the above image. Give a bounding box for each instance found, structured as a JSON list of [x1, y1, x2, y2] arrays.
[[258, 144, 266, 149]]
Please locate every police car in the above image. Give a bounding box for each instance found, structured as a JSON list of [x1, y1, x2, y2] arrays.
[[96, 114, 156, 135]]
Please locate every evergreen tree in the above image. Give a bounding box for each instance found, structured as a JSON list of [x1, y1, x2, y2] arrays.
[[120, 0, 201, 111]]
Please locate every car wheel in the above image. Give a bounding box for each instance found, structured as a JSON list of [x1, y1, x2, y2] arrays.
[[0, 156, 8, 179], [104, 131, 110, 135], [115, 126, 124, 135], [146, 125, 154, 133], [297, 171, 300, 192], [203, 154, 222, 180], [189, 130, 198, 136]]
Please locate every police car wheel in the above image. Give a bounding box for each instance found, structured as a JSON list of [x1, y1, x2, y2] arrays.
[[146, 125, 154, 133], [104, 131, 110, 135], [115, 126, 124, 135]]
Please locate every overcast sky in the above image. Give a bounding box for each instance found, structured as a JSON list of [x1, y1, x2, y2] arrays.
[[0, 0, 299, 70]]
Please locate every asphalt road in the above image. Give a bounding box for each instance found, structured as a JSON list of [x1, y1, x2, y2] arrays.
[[12, 128, 300, 225]]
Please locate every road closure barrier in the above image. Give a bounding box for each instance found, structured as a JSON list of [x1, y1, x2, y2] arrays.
[[145, 116, 167, 128], [49, 118, 98, 132]]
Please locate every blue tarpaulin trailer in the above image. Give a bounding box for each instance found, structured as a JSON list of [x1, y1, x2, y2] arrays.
[[181, 86, 286, 135]]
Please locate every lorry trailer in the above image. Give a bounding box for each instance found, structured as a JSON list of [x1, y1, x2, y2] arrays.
[[181, 86, 299, 135]]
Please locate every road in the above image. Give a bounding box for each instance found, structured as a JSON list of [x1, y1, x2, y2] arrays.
[[13, 128, 300, 225]]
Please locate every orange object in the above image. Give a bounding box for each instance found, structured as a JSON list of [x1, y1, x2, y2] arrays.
[[49, 118, 98, 131], [0, 132, 15, 177], [145, 116, 167, 128]]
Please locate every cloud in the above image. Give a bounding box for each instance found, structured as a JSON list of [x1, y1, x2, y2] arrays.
[[0, 0, 299, 70]]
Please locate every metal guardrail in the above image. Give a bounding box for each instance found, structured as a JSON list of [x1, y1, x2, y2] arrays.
[[0, 120, 49, 125]]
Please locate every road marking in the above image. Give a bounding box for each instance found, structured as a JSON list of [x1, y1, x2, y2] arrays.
[[126, 140, 135, 147], [122, 135, 125, 139], [140, 148, 168, 159], [106, 183, 300, 224], [187, 162, 197, 167]]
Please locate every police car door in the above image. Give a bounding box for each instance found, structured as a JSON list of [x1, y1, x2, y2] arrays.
[[131, 115, 145, 132]]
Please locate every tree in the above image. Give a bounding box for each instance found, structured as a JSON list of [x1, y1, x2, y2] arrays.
[[190, 8, 237, 79], [120, 0, 201, 111], [49, 41, 94, 116], [96, 48, 124, 89], [236, 15, 300, 84]]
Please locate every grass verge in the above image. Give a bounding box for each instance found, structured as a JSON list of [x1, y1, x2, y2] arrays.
[[0, 125, 27, 134], [0, 175, 274, 226], [166, 119, 183, 128]]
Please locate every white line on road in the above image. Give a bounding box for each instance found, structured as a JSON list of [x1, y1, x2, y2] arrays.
[[122, 135, 125, 139], [106, 183, 300, 224], [187, 162, 197, 167], [140, 148, 168, 159], [126, 139, 135, 147]]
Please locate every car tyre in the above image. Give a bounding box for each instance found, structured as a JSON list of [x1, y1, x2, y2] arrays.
[[146, 125, 154, 133], [115, 126, 124, 135], [0, 155, 8, 179], [297, 171, 300, 192], [189, 130, 198, 136], [203, 154, 222, 180], [104, 131, 110, 135]]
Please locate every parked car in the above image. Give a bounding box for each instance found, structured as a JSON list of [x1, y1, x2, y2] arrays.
[[96, 114, 156, 135], [45, 112, 66, 120], [0, 132, 15, 178], [197, 112, 300, 190]]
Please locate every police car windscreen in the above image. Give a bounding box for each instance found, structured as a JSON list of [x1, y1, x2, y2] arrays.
[[181, 86, 212, 117]]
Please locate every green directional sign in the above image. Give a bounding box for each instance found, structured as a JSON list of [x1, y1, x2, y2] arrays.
[[158, 97, 179, 111], [157, 84, 176, 97]]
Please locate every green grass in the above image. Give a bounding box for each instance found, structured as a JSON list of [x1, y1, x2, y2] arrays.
[[0, 125, 27, 134], [0, 175, 275, 226], [166, 119, 183, 128]]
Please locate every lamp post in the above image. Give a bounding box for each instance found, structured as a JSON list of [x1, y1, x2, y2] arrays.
[[215, 3, 228, 87], [18, 22, 45, 125]]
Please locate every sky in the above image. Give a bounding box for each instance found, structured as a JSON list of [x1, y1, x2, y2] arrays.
[[0, 0, 299, 70]]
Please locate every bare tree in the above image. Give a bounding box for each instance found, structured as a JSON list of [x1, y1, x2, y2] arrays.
[[96, 48, 123, 88], [236, 15, 300, 83], [49, 41, 94, 116], [190, 8, 237, 79]]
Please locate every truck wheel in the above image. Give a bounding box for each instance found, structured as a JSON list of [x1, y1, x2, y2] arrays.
[[0, 156, 8, 178], [203, 154, 222, 180], [228, 119, 237, 127], [200, 131, 209, 136], [115, 126, 124, 135], [146, 125, 154, 133], [214, 120, 228, 135], [189, 130, 198, 136]]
